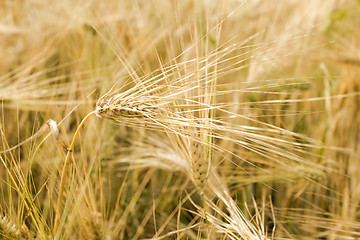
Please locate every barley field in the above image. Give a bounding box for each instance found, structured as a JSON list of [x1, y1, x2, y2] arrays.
[[1, 1, 360, 239]]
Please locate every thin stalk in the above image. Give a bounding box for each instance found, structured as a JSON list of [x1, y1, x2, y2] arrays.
[[53, 111, 96, 234], [200, 190, 209, 223]]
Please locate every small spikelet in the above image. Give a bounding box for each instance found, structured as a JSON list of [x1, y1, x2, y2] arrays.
[[0, 215, 23, 240], [80, 212, 103, 240], [47, 119, 68, 150]]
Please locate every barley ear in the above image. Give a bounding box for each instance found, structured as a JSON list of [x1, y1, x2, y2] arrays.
[[189, 140, 211, 222]]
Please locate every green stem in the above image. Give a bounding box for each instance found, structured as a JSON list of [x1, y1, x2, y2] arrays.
[[54, 111, 96, 235]]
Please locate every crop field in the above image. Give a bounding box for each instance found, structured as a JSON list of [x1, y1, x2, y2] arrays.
[[0, 1, 360, 239]]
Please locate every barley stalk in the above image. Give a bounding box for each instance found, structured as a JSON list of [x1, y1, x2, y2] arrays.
[[52, 21, 329, 238], [54, 111, 96, 234], [52, 48, 324, 238]]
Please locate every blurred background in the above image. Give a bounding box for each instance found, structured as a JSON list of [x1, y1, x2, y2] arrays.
[[0, 0, 359, 239]]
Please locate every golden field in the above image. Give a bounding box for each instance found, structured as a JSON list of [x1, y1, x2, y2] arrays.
[[0, 1, 360, 239]]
